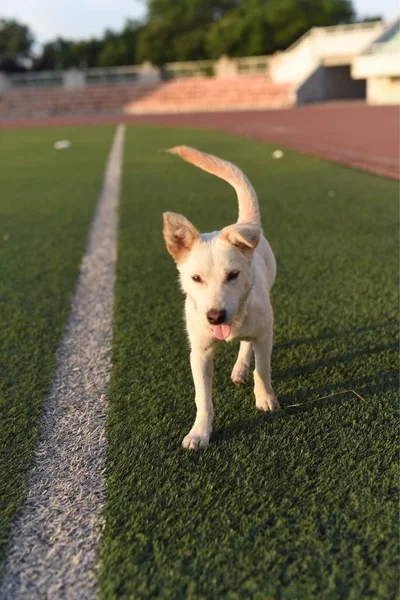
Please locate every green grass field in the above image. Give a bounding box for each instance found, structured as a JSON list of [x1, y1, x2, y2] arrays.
[[0, 126, 114, 565], [101, 126, 398, 599], [0, 124, 398, 599]]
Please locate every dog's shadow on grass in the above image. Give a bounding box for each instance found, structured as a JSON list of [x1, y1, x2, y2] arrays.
[[212, 317, 398, 445], [212, 394, 347, 445], [274, 341, 397, 381], [273, 319, 396, 352], [213, 372, 397, 445]]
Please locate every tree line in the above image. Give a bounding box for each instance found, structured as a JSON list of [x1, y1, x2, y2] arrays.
[[0, 0, 380, 72]]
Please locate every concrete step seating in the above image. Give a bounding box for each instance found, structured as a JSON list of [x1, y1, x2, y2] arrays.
[[0, 75, 293, 118], [126, 75, 294, 113], [0, 82, 159, 117]]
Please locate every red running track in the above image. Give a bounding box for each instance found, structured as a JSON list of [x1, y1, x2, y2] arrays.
[[1, 104, 398, 179]]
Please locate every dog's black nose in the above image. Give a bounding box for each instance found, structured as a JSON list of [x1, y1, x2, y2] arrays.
[[207, 309, 227, 325]]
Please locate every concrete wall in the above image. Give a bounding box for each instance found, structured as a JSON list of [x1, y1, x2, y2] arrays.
[[367, 76, 400, 104], [270, 21, 384, 85], [270, 35, 318, 84], [313, 22, 384, 61], [352, 52, 400, 78]]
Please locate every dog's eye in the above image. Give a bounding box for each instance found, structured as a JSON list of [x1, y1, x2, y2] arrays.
[[192, 275, 203, 283], [227, 271, 239, 282]]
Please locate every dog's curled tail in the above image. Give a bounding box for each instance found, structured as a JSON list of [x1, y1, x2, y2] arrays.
[[167, 145, 260, 226]]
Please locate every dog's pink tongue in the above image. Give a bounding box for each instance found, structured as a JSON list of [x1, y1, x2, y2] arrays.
[[212, 324, 232, 340]]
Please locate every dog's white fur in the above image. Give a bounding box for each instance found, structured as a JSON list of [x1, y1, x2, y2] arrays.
[[163, 146, 280, 450]]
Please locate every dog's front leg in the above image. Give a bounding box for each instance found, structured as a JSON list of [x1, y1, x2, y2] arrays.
[[253, 330, 280, 411], [182, 345, 215, 450]]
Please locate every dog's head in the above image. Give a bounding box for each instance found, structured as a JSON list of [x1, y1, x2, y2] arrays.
[[163, 212, 259, 340]]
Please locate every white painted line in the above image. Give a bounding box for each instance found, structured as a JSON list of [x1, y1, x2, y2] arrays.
[[0, 124, 125, 600]]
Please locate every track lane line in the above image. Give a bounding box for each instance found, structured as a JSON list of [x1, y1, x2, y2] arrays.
[[0, 124, 125, 600]]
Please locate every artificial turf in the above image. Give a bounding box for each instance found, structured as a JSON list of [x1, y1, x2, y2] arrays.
[[101, 125, 399, 600], [0, 125, 114, 567]]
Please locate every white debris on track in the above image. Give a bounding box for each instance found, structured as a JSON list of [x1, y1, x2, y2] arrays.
[[272, 149, 284, 159], [0, 124, 125, 600], [54, 140, 72, 150]]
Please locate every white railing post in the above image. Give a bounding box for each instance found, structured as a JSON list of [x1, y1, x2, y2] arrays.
[[136, 61, 161, 83], [0, 72, 11, 96], [214, 55, 238, 78], [63, 68, 86, 88]]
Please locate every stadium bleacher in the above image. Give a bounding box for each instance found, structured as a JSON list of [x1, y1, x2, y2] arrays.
[[125, 75, 294, 114], [0, 82, 159, 118]]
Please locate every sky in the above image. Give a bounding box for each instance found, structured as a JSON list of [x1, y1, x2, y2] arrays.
[[1, 0, 399, 47]]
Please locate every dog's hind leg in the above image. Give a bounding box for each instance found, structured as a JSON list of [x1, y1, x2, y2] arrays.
[[253, 331, 280, 411], [231, 341, 253, 385]]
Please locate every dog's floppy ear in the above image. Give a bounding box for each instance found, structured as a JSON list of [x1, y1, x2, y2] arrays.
[[220, 224, 260, 254], [163, 212, 200, 264]]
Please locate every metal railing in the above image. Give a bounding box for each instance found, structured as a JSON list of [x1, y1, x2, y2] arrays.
[[163, 56, 271, 79], [85, 66, 141, 85], [236, 55, 270, 74], [162, 60, 214, 79], [9, 71, 63, 88]]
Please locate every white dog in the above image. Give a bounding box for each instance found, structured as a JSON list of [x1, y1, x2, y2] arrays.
[[163, 146, 280, 450]]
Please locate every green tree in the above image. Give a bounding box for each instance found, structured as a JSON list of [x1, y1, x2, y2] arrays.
[[97, 20, 142, 66], [136, 0, 237, 64], [33, 19, 142, 70], [206, 0, 355, 58], [264, 0, 355, 49], [0, 19, 33, 58], [136, 20, 174, 65], [97, 40, 131, 67], [69, 39, 104, 68], [19, 0, 363, 73], [0, 19, 34, 72], [120, 19, 143, 62], [33, 38, 75, 70], [206, 3, 275, 58]]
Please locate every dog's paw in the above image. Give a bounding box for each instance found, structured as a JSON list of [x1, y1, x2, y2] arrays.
[[182, 432, 210, 451], [256, 395, 281, 411], [231, 362, 250, 385]]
